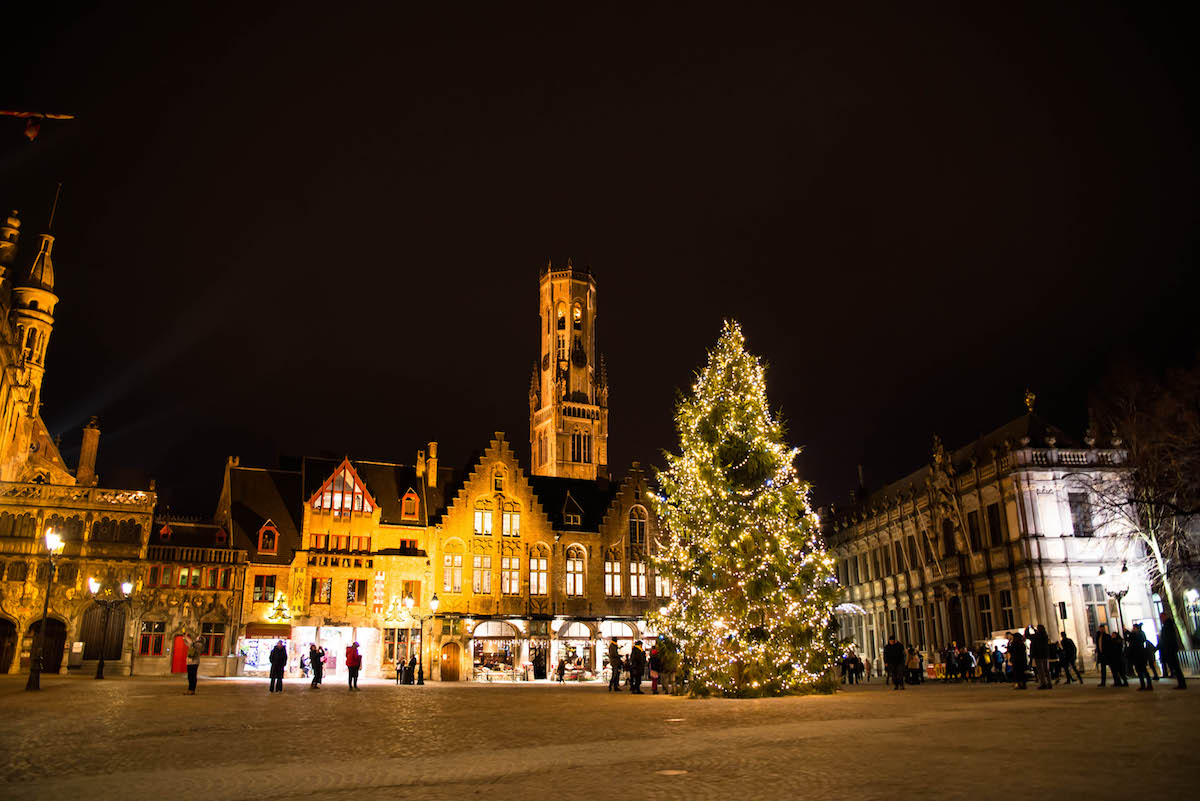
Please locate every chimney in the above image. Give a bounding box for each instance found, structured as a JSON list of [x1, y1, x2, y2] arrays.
[[427, 441, 438, 487], [416, 449, 426, 478], [76, 416, 100, 486]]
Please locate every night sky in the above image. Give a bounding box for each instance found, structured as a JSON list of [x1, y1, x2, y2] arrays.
[[3, 4, 1196, 515]]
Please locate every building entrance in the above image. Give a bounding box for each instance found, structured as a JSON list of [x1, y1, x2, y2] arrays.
[[441, 642, 461, 681], [0, 618, 15, 673], [26, 618, 67, 673]]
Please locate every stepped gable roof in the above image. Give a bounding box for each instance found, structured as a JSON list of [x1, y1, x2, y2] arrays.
[[527, 474, 619, 532], [228, 466, 302, 564], [846, 413, 1081, 517], [150, 519, 231, 549], [301, 455, 430, 526]]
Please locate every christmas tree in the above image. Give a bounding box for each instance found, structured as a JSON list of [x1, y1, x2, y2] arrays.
[[650, 320, 839, 696]]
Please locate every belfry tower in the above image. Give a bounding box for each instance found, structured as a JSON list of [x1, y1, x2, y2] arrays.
[[529, 259, 609, 479], [10, 228, 58, 415]]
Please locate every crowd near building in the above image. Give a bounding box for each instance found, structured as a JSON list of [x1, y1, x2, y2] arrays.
[[0, 201, 1194, 684], [824, 396, 1197, 677]]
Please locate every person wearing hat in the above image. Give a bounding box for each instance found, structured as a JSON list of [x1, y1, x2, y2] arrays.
[[630, 640, 646, 694], [607, 637, 622, 692], [346, 641, 363, 690]]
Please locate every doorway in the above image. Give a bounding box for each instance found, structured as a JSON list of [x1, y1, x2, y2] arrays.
[[80, 605, 126, 660], [171, 635, 187, 673], [26, 618, 67, 673], [948, 596, 966, 646], [441, 642, 461, 681], [0, 618, 16, 673]]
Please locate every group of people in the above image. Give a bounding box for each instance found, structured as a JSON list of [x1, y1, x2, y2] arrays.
[[584, 637, 672, 694], [267, 641, 365, 692], [870, 611, 1188, 692]]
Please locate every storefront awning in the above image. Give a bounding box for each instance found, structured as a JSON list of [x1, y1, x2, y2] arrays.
[[245, 623, 292, 639]]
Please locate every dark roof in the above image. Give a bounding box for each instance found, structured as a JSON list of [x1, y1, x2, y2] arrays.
[[228, 467, 302, 564], [527, 475, 619, 532], [150, 520, 230, 548]]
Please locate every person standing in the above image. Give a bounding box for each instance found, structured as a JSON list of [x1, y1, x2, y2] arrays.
[[310, 644, 324, 689], [883, 635, 905, 690], [406, 653, 417, 685], [629, 640, 646, 694], [649, 644, 662, 694], [1094, 625, 1109, 686], [556, 657, 566, 683], [1158, 611, 1187, 690], [1031, 624, 1052, 690], [269, 640, 288, 693], [1127, 624, 1152, 691], [1107, 630, 1129, 687], [1008, 631, 1028, 689], [345, 641, 362, 690], [607, 637, 622, 692], [1060, 632, 1082, 684], [183, 630, 202, 695]]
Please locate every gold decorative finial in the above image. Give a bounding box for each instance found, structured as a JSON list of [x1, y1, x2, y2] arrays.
[[1024, 388, 1036, 414]]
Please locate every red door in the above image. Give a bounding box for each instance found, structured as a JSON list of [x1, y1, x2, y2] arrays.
[[170, 635, 187, 673]]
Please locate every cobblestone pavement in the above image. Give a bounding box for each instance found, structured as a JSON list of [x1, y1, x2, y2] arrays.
[[1, 674, 1196, 801]]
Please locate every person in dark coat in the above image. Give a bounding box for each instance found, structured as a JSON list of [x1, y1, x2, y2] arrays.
[[1031, 624, 1052, 689], [649, 645, 662, 694], [1128, 623, 1152, 690], [629, 640, 646, 694], [556, 657, 566, 683], [1059, 632, 1082, 684], [607, 637, 622, 692], [883, 635, 905, 690], [1106, 630, 1129, 687], [1093, 625, 1109, 686], [269, 640, 288, 693], [406, 654, 417, 685], [1158, 611, 1187, 689], [1008, 631, 1028, 689], [309, 644, 324, 689]]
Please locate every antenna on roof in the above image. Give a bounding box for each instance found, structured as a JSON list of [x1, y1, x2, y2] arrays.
[[47, 182, 62, 231]]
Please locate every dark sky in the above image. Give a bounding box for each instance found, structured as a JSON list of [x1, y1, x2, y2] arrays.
[[3, 4, 1196, 515]]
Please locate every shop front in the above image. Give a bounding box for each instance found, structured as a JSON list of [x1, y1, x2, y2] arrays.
[[471, 620, 519, 681], [292, 624, 381, 678], [241, 623, 293, 675], [554, 621, 596, 681]]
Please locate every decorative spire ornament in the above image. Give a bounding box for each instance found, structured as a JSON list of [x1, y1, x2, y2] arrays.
[[650, 320, 839, 697]]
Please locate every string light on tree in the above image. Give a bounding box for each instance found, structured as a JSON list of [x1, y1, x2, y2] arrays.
[[649, 320, 839, 697]]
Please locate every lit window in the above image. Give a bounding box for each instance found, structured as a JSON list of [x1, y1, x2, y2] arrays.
[[502, 504, 521, 537], [473, 555, 492, 594], [311, 463, 374, 516], [310, 577, 332, 604], [347, 579, 368, 603], [401, 492, 419, 519], [258, 523, 278, 554], [474, 503, 493, 535], [176, 567, 201, 589], [654, 572, 670, 598], [604, 559, 621, 597], [443, 553, 463, 593], [531, 548, 548, 595], [631, 562, 646, 597], [501, 557, 521, 594], [566, 546, 585, 596]]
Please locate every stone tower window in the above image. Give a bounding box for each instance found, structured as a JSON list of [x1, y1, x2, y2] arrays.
[[573, 302, 583, 330]]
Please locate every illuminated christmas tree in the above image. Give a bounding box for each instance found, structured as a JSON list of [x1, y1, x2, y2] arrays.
[[650, 320, 839, 696]]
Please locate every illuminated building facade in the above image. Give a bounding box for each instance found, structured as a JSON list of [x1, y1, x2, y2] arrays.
[[825, 407, 1158, 673]]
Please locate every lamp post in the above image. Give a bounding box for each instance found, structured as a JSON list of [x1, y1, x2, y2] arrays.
[[88, 578, 134, 679], [404, 593, 415, 684], [25, 531, 65, 691], [418, 593, 439, 685], [1104, 563, 1131, 634]]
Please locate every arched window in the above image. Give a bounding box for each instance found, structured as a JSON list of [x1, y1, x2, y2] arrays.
[[565, 545, 585, 596], [557, 303, 566, 330], [473, 499, 493, 535], [571, 429, 590, 463], [401, 491, 420, 519], [573, 301, 583, 330], [604, 549, 621, 597], [473, 620, 518, 639], [530, 544, 549, 595], [629, 507, 647, 549], [502, 502, 520, 537], [599, 620, 634, 639], [562, 622, 591, 639]]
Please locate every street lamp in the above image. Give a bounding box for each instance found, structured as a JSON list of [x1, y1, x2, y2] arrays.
[[404, 593, 415, 684], [88, 578, 134, 679], [25, 530, 65, 691], [418, 592, 439, 685], [1104, 562, 1131, 634]]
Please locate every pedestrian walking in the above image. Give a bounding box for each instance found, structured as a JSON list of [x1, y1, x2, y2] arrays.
[[556, 657, 566, 683], [269, 640, 287, 693], [1031, 624, 1052, 689], [310, 644, 324, 689], [1059, 632, 1083, 684], [1007, 631, 1028, 689], [183, 629, 202, 695], [1127, 623, 1152, 691], [629, 639, 646, 694], [607, 637, 622, 692], [883, 635, 905, 690], [649, 644, 662, 694], [1157, 611, 1187, 690], [346, 641, 362, 690]]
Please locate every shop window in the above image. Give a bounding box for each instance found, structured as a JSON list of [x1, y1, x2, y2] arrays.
[[566, 546, 585, 596], [530, 547, 549, 595], [258, 522, 278, 554], [604, 559, 621, 597], [383, 628, 420, 663], [501, 557, 521, 594], [443, 554, 463, 593], [473, 555, 492, 594], [201, 622, 225, 656], [502, 503, 521, 537], [252, 574, 276, 603], [139, 621, 166, 655], [311, 461, 375, 517], [629, 507, 647, 549], [631, 562, 647, 597], [310, 578, 332, 604], [401, 491, 420, 519]]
